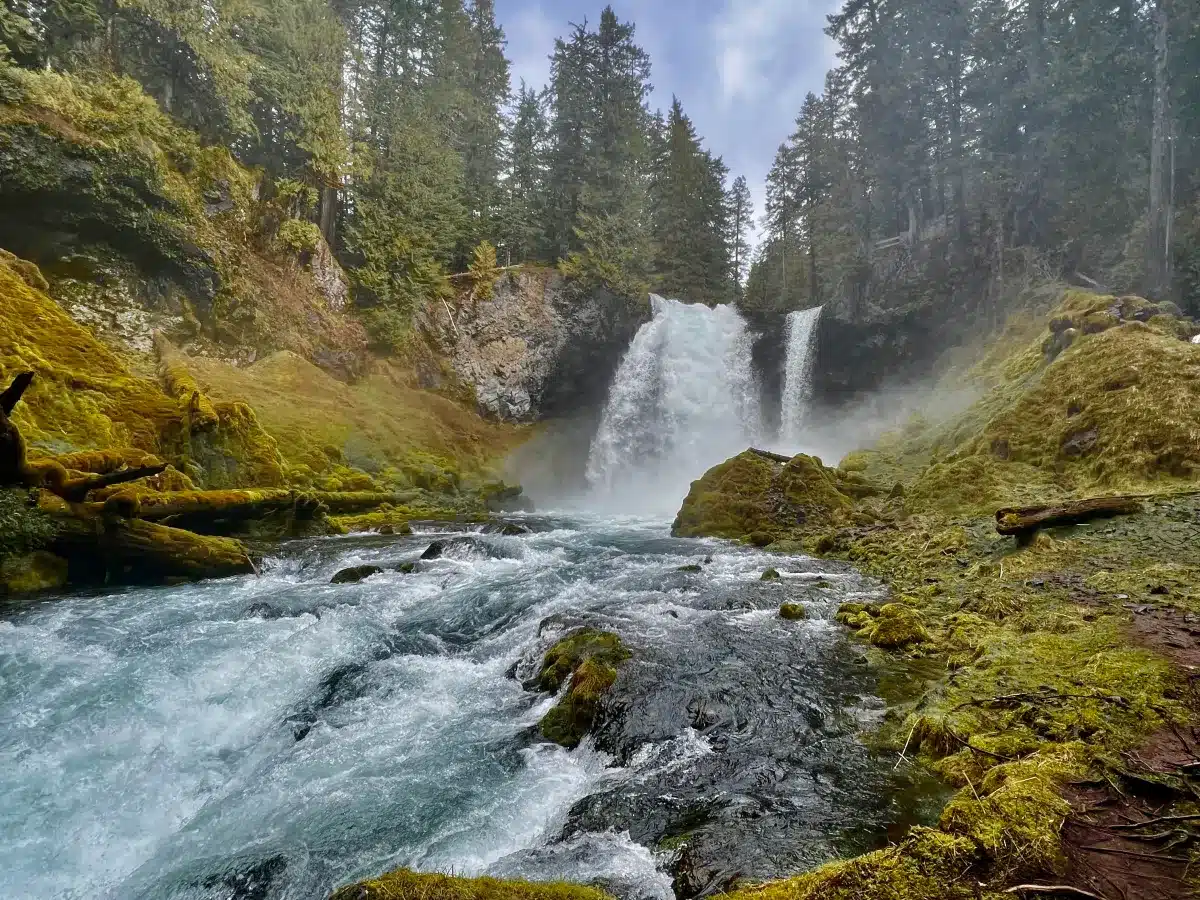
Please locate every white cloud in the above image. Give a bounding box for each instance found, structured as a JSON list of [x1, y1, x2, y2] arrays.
[[713, 0, 839, 107], [499, 2, 559, 94]]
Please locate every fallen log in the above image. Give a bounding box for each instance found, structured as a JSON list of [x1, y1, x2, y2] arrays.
[[129, 489, 326, 532], [52, 448, 165, 475], [749, 447, 793, 465], [41, 493, 255, 582], [996, 496, 1143, 537], [312, 491, 419, 513], [57, 465, 169, 503]]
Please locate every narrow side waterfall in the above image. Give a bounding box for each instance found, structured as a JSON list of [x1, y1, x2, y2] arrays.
[[778, 306, 824, 449], [586, 295, 761, 512]]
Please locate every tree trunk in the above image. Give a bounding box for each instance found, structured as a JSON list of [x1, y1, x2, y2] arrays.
[[50, 511, 255, 582], [1147, 0, 1172, 298], [995, 497, 1143, 537]]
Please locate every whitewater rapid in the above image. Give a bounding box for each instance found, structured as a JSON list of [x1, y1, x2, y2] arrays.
[[0, 517, 929, 900]]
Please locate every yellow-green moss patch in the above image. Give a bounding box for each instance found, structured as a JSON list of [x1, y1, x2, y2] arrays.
[[536, 629, 631, 749], [328, 869, 614, 900]]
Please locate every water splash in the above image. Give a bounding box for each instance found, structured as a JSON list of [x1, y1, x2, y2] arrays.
[[779, 306, 824, 450], [585, 295, 762, 513]]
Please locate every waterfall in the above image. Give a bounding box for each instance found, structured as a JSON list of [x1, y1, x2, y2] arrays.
[[586, 295, 762, 512], [778, 306, 823, 449]]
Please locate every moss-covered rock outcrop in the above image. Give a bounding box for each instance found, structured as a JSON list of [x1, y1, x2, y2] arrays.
[[533, 629, 631, 749], [672, 450, 864, 542]]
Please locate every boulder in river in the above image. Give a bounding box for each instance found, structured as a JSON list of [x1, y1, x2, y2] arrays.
[[331, 565, 383, 584], [532, 629, 631, 749], [779, 602, 807, 620], [672, 449, 860, 543]]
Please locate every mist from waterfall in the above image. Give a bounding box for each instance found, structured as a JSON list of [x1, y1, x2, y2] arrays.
[[585, 295, 762, 514], [778, 306, 824, 451]]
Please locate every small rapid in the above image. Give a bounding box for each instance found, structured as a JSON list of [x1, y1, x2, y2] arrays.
[[0, 517, 935, 900], [586, 296, 762, 512]]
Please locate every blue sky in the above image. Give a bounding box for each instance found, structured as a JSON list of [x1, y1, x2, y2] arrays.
[[494, 0, 841, 244]]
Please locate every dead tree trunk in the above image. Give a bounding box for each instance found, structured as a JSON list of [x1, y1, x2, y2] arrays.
[[996, 497, 1143, 537]]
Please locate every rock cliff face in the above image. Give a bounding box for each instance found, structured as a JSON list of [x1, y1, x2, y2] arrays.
[[431, 268, 650, 422]]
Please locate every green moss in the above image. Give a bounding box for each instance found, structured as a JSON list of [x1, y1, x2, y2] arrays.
[[724, 829, 992, 900], [0, 550, 67, 594], [677, 564, 703, 573], [673, 451, 855, 540], [0, 486, 57, 562], [277, 218, 322, 255], [536, 629, 630, 694], [328, 868, 614, 900], [761, 567, 782, 581], [779, 602, 807, 620], [0, 253, 185, 458], [536, 629, 631, 749], [860, 603, 929, 649]]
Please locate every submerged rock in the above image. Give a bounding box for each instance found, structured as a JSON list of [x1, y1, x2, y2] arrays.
[[331, 565, 383, 584], [483, 522, 532, 536]]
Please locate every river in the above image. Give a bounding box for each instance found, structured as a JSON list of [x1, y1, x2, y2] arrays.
[[0, 514, 940, 900]]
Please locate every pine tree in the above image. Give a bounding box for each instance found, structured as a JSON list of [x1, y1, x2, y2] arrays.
[[728, 175, 754, 293], [502, 81, 550, 264]]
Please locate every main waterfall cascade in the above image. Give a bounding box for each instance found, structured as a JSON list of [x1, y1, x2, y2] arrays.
[[585, 295, 763, 512], [778, 306, 824, 451]]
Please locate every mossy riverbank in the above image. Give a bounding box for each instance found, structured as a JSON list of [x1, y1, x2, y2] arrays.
[[666, 288, 1200, 899], [0, 246, 529, 595]]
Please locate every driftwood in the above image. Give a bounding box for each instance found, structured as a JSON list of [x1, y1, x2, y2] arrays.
[[996, 496, 1143, 537], [0, 371, 33, 416], [749, 447, 793, 465]]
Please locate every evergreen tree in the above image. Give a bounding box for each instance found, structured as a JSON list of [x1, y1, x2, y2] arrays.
[[727, 175, 754, 294], [650, 97, 733, 303], [502, 82, 550, 264]]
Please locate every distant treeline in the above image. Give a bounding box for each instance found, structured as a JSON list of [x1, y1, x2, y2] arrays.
[[745, 0, 1200, 321], [0, 0, 750, 340]]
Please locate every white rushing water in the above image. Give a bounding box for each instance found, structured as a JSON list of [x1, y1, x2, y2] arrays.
[[778, 306, 824, 450], [0, 517, 901, 900], [585, 296, 762, 513]]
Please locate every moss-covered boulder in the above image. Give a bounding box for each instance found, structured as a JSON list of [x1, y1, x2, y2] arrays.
[[0, 550, 67, 594], [534, 629, 630, 749], [779, 602, 807, 620], [328, 869, 614, 900], [875, 288, 1200, 515], [672, 450, 857, 541], [761, 567, 782, 581], [860, 603, 929, 649]]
